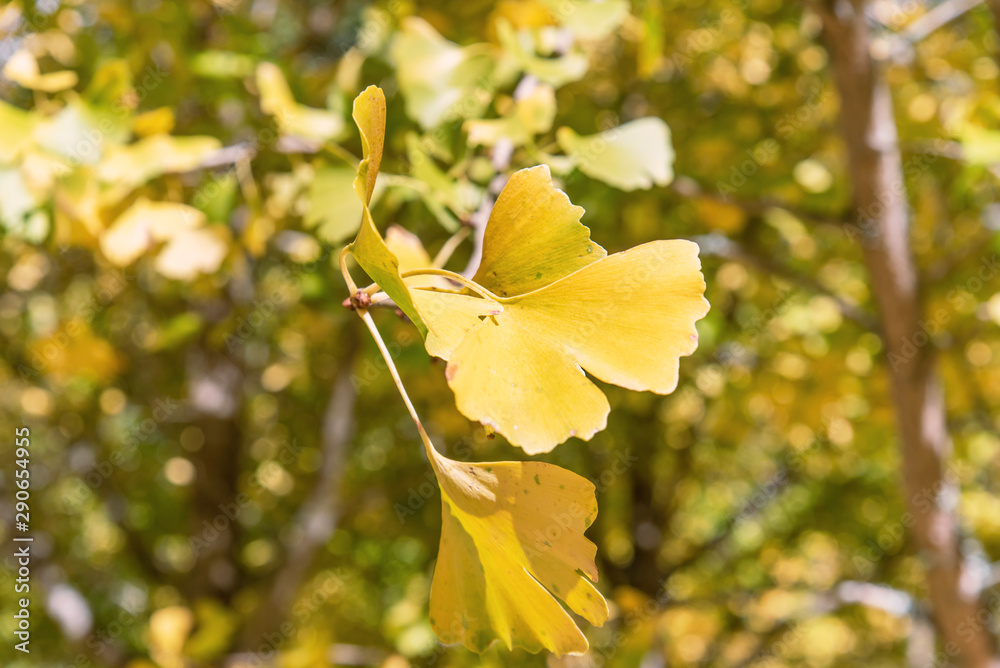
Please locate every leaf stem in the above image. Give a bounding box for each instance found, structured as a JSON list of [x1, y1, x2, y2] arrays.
[[399, 268, 503, 302], [357, 309, 440, 467], [433, 227, 472, 268], [339, 247, 358, 294], [322, 142, 360, 168]]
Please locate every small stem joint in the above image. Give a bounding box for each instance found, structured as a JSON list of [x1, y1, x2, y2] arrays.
[[346, 290, 372, 311]]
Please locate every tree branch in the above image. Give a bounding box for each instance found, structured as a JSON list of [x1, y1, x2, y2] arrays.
[[670, 175, 850, 228], [692, 233, 879, 330], [899, 0, 984, 43]]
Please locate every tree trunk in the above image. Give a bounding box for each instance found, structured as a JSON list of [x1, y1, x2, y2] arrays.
[[819, 1, 997, 665]]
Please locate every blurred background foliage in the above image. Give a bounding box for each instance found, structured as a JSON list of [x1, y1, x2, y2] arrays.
[[2, 0, 1000, 666]]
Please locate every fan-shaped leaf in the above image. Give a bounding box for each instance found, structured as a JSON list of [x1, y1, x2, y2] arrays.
[[557, 118, 674, 191], [428, 446, 607, 655], [415, 166, 708, 453]]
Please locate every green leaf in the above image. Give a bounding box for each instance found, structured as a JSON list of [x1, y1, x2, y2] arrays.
[[305, 166, 364, 244], [390, 17, 498, 129], [540, 0, 630, 39], [557, 117, 674, 190], [256, 63, 345, 142], [496, 19, 588, 87], [0, 100, 36, 163], [404, 134, 479, 230], [465, 84, 556, 148]]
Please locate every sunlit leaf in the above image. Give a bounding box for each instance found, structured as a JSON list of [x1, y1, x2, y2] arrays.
[[539, 0, 629, 39], [33, 97, 131, 163], [346, 86, 428, 336], [390, 17, 498, 129], [419, 166, 708, 453], [472, 165, 605, 296], [155, 226, 230, 280], [3, 49, 78, 92], [0, 100, 37, 163], [256, 63, 345, 142], [97, 134, 222, 188], [465, 84, 556, 147], [496, 19, 588, 87], [427, 446, 607, 654], [412, 288, 504, 360], [100, 199, 206, 267], [557, 118, 674, 191]]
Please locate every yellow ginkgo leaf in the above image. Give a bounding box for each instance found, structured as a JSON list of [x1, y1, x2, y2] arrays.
[[383, 224, 504, 357], [557, 118, 674, 191], [3, 49, 78, 92], [539, 0, 629, 39], [154, 227, 229, 280], [496, 19, 588, 87], [100, 199, 206, 267], [345, 86, 429, 336], [390, 17, 497, 129], [427, 445, 608, 655], [385, 225, 452, 290], [414, 165, 708, 453], [412, 289, 504, 360], [474, 165, 606, 296], [256, 63, 344, 142], [97, 134, 222, 188], [304, 165, 365, 244], [465, 84, 556, 148]]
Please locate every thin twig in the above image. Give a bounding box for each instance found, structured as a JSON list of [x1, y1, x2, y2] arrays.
[[901, 0, 983, 42], [692, 233, 878, 331]]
